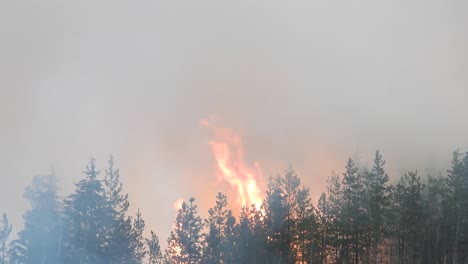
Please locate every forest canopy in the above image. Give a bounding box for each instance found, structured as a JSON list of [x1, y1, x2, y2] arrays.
[[1, 150, 468, 264]]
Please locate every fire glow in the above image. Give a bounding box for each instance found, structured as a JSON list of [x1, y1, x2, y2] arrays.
[[173, 198, 184, 211], [201, 119, 263, 210]]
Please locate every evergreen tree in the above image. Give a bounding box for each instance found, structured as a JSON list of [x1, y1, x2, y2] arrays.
[[102, 156, 135, 263], [10, 175, 62, 264], [363, 150, 390, 262], [444, 150, 468, 263], [166, 198, 204, 264], [340, 158, 368, 264], [249, 204, 269, 264], [316, 193, 331, 263], [264, 184, 289, 264], [0, 213, 12, 264], [326, 173, 343, 263], [293, 181, 316, 263], [203, 192, 229, 264], [264, 167, 315, 263], [234, 206, 255, 264], [390, 171, 425, 263], [131, 208, 147, 263], [63, 157, 108, 264], [421, 175, 447, 263], [223, 210, 237, 264], [147, 231, 163, 264]]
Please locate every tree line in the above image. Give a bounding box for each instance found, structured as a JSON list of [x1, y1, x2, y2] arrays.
[[1, 150, 468, 264]]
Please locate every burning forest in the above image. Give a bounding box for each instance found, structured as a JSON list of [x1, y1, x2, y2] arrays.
[[1, 122, 468, 263], [2, 1, 468, 263]]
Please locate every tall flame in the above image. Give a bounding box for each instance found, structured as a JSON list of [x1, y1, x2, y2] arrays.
[[201, 119, 263, 210]]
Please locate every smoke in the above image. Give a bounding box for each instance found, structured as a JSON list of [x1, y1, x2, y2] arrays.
[[1, 0, 468, 245]]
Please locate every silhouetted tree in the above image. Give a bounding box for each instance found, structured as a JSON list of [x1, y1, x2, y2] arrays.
[[5, 150, 468, 264], [316, 193, 331, 263], [147, 231, 163, 264], [63, 158, 108, 264], [102, 156, 135, 263], [390, 171, 425, 263], [223, 210, 236, 264], [131, 208, 147, 263], [444, 150, 468, 263], [234, 206, 254, 264], [326, 173, 343, 263], [421, 175, 446, 263], [203, 192, 230, 264], [363, 150, 390, 262], [264, 167, 316, 263], [340, 158, 368, 264], [10, 175, 62, 264], [166, 198, 204, 264]]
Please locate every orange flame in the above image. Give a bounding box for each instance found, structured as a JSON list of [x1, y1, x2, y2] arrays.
[[201, 119, 263, 210]]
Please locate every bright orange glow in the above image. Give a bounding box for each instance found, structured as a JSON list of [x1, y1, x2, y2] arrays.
[[201, 118, 263, 210], [173, 198, 184, 211]]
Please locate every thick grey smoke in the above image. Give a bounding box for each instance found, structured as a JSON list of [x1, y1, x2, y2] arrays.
[[1, 0, 467, 243]]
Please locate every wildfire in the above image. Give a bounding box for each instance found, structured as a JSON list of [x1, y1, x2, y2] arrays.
[[201, 118, 263, 210]]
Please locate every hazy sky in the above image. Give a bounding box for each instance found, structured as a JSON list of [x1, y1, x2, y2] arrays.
[[1, 0, 468, 243]]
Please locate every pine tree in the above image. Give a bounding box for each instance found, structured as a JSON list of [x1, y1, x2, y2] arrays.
[[0, 213, 12, 264], [63, 157, 108, 264], [248, 204, 269, 264], [203, 192, 229, 264], [340, 158, 368, 264], [422, 175, 446, 263], [363, 150, 390, 262], [263, 167, 315, 263], [444, 150, 468, 263], [147, 231, 163, 264], [390, 171, 425, 263], [223, 210, 237, 264], [131, 208, 147, 263], [295, 185, 316, 264], [264, 184, 288, 264], [234, 206, 255, 264], [326, 173, 343, 263], [10, 175, 62, 264], [102, 156, 135, 263], [166, 198, 204, 264], [316, 193, 331, 263]]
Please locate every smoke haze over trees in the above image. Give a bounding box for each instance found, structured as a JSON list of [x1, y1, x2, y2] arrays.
[[1, 0, 468, 263], [1, 151, 468, 263], [2, 1, 468, 259]]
